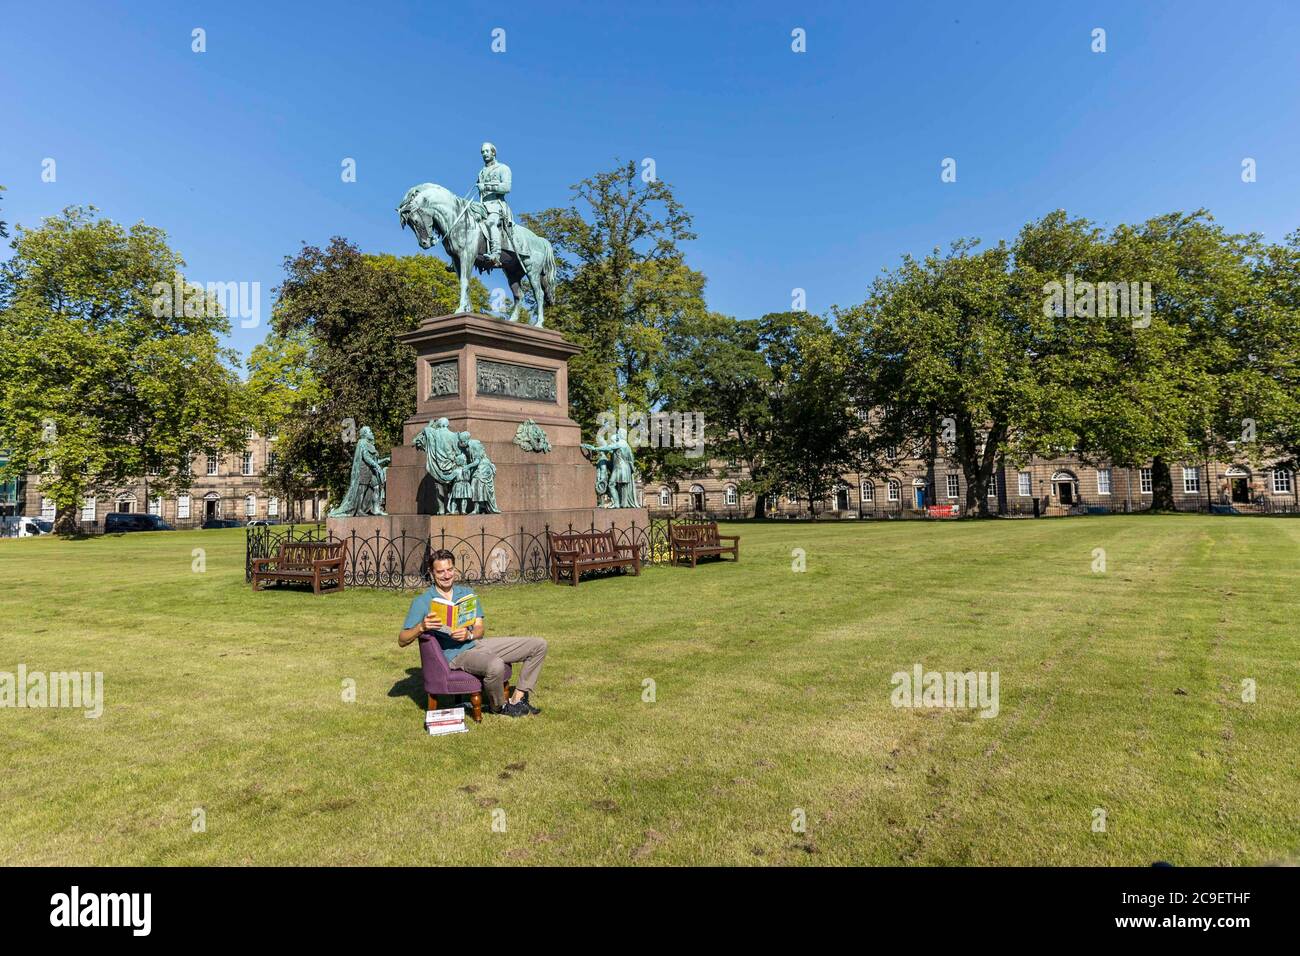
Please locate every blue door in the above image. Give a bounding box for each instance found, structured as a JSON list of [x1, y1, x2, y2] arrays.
[[914, 487, 925, 509]]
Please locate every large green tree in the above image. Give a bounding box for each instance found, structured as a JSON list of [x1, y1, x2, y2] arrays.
[[0, 206, 246, 530], [1025, 210, 1267, 509], [523, 161, 702, 439], [839, 239, 1053, 517]]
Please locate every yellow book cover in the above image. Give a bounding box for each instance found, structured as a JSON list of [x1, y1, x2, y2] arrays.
[[430, 594, 478, 631]]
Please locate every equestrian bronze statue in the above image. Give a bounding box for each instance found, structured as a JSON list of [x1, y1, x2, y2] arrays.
[[397, 144, 557, 327]]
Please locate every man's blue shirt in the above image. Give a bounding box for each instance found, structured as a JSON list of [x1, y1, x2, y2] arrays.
[[404, 582, 482, 662]]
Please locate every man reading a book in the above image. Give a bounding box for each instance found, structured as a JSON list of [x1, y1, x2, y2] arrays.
[[397, 549, 546, 718]]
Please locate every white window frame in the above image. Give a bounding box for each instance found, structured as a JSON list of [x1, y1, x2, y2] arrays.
[[177, 495, 191, 520], [724, 485, 738, 507], [658, 487, 671, 507], [1182, 466, 1200, 494], [40, 497, 56, 520], [242, 451, 254, 476], [946, 474, 959, 499], [1018, 472, 1032, 497], [267, 497, 279, 517], [1097, 468, 1112, 495], [987, 474, 999, 498], [148, 497, 162, 516], [207, 453, 219, 477], [80, 497, 97, 523], [1273, 469, 1293, 494], [244, 494, 257, 517], [887, 479, 900, 502], [861, 480, 874, 503], [1140, 467, 1153, 494]]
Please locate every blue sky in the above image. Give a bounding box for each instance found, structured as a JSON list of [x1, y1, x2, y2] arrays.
[[3, 0, 1299, 361]]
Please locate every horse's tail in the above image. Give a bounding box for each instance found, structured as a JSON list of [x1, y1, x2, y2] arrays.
[[539, 239, 557, 306]]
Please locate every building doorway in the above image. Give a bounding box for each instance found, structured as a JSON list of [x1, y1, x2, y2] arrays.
[[689, 484, 705, 512], [836, 487, 850, 511], [913, 479, 926, 510], [115, 497, 134, 513], [204, 494, 221, 520], [1226, 467, 1251, 504], [1051, 471, 1078, 505]]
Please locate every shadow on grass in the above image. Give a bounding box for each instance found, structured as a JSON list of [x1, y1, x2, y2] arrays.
[[389, 668, 426, 710]]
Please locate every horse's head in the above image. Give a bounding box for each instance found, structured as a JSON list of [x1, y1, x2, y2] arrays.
[[397, 185, 436, 249], [397, 183, 459, 251]]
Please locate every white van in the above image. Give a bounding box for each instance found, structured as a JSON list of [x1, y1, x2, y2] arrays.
[[0, 515, 52, 538]]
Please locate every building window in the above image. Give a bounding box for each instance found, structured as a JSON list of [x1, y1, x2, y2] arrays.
[[146, 464, 161, 477], [183, 454, 193, 477], [80, 497, 96, 522], [1018, 472, 1032, 497], [886, 446, 899, 461], [1273, 469, 1294, 494], [40, 497, 56, 520], [177, 495, 190, 520], [245, 494, 256, 517], [242, 451, 254, 476], [268, 497, 279, 517], [946, 474, 959, 499], [1140, 467, 1152, 494], [1097, 468, 1112, 495], [987, 474, 1000, 498], [244, 426, 255, 440], [861, 480, 874, 503], [148, 497, 162, 516], [1182, 466, 1200, 494], [268, 451, 279, 472], [207, 453, 219, 477], [887, 479, 900, 502], [724, 485, 738, 507]]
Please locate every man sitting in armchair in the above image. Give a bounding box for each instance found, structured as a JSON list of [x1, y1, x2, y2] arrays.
[[397, 549, 546, 717]]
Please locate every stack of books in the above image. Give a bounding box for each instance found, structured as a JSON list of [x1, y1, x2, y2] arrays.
[[425, 706, 468, 736]]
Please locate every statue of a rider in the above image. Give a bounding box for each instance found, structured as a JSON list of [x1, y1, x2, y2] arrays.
[[476, 142, 512, 267]]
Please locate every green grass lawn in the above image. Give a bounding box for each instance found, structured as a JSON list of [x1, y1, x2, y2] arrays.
[[1, 515, 1297, 866]]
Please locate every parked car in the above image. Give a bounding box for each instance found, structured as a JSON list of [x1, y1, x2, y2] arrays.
[[201, 517, 244, 529], [105, 513, 174, 533], [246, 518, 282, 527]]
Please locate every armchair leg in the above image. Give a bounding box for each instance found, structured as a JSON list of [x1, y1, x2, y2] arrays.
[[427, 693, 438, 711], [469, 692, 483, 723]]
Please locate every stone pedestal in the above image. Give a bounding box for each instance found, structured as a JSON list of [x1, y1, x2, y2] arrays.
[[329, 313, 648, 575]]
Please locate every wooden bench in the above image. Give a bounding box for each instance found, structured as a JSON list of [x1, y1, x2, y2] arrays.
[[251, 540, 347, 595], [669, 521, 739, 568], [547, 529, 641, 586]]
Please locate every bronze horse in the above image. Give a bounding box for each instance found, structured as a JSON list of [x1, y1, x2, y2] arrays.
[[398, 182, 557, 327]]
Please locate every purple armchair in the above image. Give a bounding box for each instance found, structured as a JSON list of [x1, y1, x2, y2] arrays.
[[417, 634, 512, 723]]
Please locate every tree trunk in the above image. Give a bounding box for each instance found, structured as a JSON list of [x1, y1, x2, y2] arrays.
[[753, 494, 766, 520], [1151, 456, 1176, 511], [54, 503, 79, 536]]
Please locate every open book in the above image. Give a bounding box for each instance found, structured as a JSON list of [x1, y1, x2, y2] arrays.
[[427, 593, 479, 633]]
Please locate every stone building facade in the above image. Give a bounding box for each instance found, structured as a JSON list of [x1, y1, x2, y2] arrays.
[[15, 431, 329, 527], [644, 452, 1299, 519]]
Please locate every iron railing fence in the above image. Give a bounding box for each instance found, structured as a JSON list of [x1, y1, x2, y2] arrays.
[[246, 519, 674, 590]]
